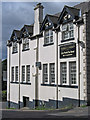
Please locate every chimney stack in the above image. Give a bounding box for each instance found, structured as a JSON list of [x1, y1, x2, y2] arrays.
[[34, 3, 44, 35]]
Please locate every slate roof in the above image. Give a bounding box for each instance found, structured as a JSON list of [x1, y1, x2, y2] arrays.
[[13, 30, 20, 38], [21, 24, 33, 35], [74, 1, 90, 15], [46, 14, 59, 25]]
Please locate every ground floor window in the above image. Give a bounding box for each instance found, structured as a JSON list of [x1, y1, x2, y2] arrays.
[[60, 61, 76, 85], [12, 67, 14, 82], [22, 66, 25, 82], [69, 62, 76, 84], [50, 63, 55, 83], [61, 62, 67, 84], [15, 66, 18, 82], [26, 65, 30, 82], [43, 64, 48, 83]]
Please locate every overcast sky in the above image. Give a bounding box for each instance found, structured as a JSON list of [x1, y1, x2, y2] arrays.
[[2, 1, 82, 60]]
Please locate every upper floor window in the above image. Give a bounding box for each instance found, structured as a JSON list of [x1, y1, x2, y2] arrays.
[[22, 38, 29, 51], [22, 66, 25, 82], [12, 42, 18, 53], [44, 30, 53, 44], [62, 23, 74, 41]]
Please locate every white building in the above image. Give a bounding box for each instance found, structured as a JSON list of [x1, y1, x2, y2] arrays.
[[7, 2, 90, 109]]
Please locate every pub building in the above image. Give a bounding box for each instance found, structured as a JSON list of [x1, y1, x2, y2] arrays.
[[7, 1, 90, 109]]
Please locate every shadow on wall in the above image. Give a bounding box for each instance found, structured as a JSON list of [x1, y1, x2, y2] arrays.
[[7, 97, 87, 109]]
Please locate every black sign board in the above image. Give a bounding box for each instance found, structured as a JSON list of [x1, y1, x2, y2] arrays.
[[60, 43, 76, 58]]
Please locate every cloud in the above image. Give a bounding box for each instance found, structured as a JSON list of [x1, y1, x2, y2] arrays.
[[2, 1, 81, 59]]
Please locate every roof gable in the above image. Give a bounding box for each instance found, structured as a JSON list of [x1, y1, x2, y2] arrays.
[[20, 25, 33, 38], [58, 5, 80, 24], [10, 30, 20, 41], [40, 14, 58, 31]]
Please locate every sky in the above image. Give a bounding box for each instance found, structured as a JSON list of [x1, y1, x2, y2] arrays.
[[2, 1, 85, 60]]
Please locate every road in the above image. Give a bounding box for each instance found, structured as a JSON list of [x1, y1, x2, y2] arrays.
[[0, 106, 89, 120]]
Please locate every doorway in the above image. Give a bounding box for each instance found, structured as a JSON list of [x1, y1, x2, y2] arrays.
[[23, 96, 29, 107]]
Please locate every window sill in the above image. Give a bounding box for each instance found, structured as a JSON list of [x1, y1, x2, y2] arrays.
[[41, 83, 56, 87], [22, 48, 30, 52], [12, 51, 18, 54], [61, 38, 74, 42], [43, 42, 54, 47], [58, 84, 78, 88], [20, 82, 31, 85], [10, 82, 19, 84]]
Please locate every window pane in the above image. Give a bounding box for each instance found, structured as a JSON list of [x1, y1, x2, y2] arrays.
[[12, 67, 14, 82], [50, 63, 55, 83], [22, 66, 25, 82], [23, 39, 29, 50], [61, 63, 67, 84], [43, 64, 48, 83], [13, 42, 17, 53], [44, 30, 53, 44], [16, 66, 18, 82], [26, 65, 30, 82], [70, 62, 76, 84]]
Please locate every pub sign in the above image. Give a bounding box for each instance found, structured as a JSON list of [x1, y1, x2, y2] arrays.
[[60, 42, 76, 58]]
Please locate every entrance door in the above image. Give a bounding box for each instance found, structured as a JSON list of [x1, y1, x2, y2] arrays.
[[23, 96, 29, 107]]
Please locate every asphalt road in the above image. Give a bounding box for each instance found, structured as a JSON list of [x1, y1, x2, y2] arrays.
[[0, 107, 89, 120]]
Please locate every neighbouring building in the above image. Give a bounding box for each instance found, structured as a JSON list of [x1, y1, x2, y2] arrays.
[[7, 1, 90, 109]]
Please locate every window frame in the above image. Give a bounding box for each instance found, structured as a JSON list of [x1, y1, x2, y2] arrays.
[[60, 62, 67, 85], [43, 64, 48, 83], [69, 61, 76, 85], [50, 63, 55, 84], [22, 38, 29, 51], [12, 41, 18, 53], [62, 22, 74, 41], [15, 66, 18, 82], [26, 65, 30, 83], [44, 29, 53, 45], [22, 66, 25, 82], [12, 67, 14, 82]]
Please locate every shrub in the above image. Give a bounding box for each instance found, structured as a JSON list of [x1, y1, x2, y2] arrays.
[[2, 90, 7, 101]]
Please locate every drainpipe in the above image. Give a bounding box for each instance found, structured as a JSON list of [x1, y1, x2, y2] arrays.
[[77, 24, 80, 107], [18, 42, 21, 109], [55, 30, 58, 109], [35, 36, 39, 108], [8, 46, 11, 108]]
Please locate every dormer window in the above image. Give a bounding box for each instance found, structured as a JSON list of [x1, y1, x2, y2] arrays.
[[44, 30, 53, 45], [62, 22, 74, 41], [12, 41, 18, 53], [22, 38, 29, 51]]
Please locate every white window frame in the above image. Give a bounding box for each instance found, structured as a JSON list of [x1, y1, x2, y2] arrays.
[[60, 62, 67, 84], [26, 65, 30, 83], [12, 67, 14, 82], [22, 66, 25, 82], [43, 64, 48, 83], [50, 63, 55, 83], [15, 66, 18, 82], [13, 41, 18, 53], [44, 29, 53, 44], [69, 61, 76, 85], [62, 22, 74, 40], [22, 38, 29, 50]]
